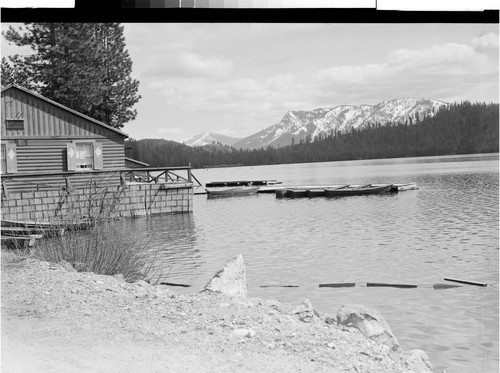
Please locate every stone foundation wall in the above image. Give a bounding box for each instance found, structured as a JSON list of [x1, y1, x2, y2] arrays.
[[1, 182, 193, 222]]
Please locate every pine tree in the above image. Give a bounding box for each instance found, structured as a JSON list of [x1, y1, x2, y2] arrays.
[[3, 23, 140, 129], [1, 57, 31, 87]]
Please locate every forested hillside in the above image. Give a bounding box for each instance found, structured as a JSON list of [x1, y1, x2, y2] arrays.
[[126, 102, 499, 168]]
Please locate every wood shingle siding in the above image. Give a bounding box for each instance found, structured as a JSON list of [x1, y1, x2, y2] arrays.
[[1, 85, 128, 194]]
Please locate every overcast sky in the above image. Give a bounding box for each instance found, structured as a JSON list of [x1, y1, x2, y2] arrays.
[[2, 23, 499, 142]]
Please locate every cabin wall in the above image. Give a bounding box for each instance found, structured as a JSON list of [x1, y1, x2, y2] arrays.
[[1, 182, 193, 222], [1, 87, 126, 193]]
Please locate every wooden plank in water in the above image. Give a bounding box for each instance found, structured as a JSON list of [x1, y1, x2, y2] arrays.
[[366, 282, 418, 289], [444, 277, 487, 287], [433, 283, 462, 290], [160, 282, 191, 287], [260, 285, 299, 288], [319, 283, 356, 288]]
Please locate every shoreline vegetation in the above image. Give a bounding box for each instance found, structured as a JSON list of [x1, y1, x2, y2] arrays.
[[1, 251, 433, 373], [127, 102, 499, 169]]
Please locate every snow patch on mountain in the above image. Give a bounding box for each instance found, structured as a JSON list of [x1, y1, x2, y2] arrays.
[[233, 98, 447, 149], [184, 133, 241, 147]]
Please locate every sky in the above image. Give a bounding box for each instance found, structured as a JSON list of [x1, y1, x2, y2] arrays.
[[2, 23, 499, 142]]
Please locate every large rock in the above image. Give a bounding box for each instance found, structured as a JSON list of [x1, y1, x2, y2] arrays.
[[203, 255, 247, 297], [293, 299, 320, 323], [337, 304, 400, 351]]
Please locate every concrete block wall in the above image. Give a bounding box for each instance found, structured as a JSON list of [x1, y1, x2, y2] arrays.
[[1, 182, 193, 222]]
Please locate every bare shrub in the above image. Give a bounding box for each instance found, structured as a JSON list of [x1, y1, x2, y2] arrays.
[[33, 219, 158, 282], [28, 174, 159, 282]]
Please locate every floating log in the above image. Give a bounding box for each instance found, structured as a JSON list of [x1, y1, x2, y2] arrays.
[[366, 282, 418, 289], [444, 277, 487, 287], [433, 283, 462, 290], [260, 285, 299, 288], [319, 283, 356, 288], [160, 282, 191, 287]]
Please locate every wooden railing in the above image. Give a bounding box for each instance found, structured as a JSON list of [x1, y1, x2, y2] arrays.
[[1, 165, 202, 198]]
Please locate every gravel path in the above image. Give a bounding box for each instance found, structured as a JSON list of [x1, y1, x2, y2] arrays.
[[1, 253, 432, 373]]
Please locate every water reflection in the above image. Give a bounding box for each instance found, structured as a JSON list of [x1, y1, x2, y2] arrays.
[[122, 213, 203, 285]]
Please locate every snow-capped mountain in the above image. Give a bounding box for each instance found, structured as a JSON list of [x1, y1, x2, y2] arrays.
[[184, 133, 241, 147], [233, 98, 447, 149]]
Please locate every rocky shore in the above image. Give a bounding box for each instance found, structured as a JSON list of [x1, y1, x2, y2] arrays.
[[1, 253, 433, 373]]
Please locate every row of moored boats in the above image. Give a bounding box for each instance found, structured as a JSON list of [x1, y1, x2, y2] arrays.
[[205, 181, 418, 198]]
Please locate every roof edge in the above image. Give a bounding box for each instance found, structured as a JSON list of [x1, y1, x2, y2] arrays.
[[1, 84, 129, 138]]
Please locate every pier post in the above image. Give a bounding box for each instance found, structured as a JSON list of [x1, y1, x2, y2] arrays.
[[188, 163, 192, 183]]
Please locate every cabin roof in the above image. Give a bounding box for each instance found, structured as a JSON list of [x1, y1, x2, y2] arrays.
[[1, 84, 129, 138], [125, 157, 149, 167]]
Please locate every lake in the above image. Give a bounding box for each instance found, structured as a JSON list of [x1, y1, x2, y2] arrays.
[[128, 153, 499, 373]]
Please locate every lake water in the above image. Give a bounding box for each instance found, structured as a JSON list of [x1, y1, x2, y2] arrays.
[[127, 153, 499, 373]]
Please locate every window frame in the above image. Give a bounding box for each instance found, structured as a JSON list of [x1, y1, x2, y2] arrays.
[[1, 141, 17, 174], [67, 140, 103, 172]]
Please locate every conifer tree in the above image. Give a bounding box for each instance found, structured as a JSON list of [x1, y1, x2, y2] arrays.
[[1, 57, 30, 87], [3, 23, 140, 129]]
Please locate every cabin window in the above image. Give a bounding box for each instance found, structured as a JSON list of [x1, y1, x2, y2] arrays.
[[75, 142, 94, 170], [67, 141, 103, 171], [5, 119, 25, 131], [0, 144, 6, 174], [1, 142, 17, 174]]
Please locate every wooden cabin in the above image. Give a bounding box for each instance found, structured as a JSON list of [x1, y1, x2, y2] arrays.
[[1, 84, 129, 194]]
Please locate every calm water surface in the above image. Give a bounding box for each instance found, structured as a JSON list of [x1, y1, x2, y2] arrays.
[[129, 154, 499, 373]]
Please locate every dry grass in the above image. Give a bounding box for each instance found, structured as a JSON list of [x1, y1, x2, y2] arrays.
[[2, 177, 160, 283], [32, 219, 158, 282]]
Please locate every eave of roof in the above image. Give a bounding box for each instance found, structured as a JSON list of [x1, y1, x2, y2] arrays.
[[125, 157, 149, 167], [1, 84, 129, 138]]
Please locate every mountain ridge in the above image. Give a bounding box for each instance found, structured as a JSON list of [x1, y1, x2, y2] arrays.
[[233, 98, 447, 149], [183, 132, 241, 147]]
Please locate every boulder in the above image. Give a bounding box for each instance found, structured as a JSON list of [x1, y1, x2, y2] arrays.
[[203, 255, 247, 297], [402, 349, 433, 372], [293, 299, 320, 323], [133, 279, 157, 299], [336, 304, 400, 351], [233, 328, 256, 338], [59, 260, 76, 272]]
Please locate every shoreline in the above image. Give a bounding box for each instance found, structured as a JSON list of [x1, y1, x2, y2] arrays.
[[1, 253, 433, 372]]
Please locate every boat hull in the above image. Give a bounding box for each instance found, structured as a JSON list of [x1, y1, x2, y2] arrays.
[[206, 186, 259, 197], [324, 184, 395, 197]]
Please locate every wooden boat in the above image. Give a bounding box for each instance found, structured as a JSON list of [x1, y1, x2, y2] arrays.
[[206, 186, 260, 197], [1, 234, 43, 248], [394, 182, 418, 191], [275, 189, 308, 199], [206, 180, 281, 188], [305, 189, 326, 198], [286, 189, 307, 198], [1, 218, 92, 234], [324, 184, 395, 197]]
